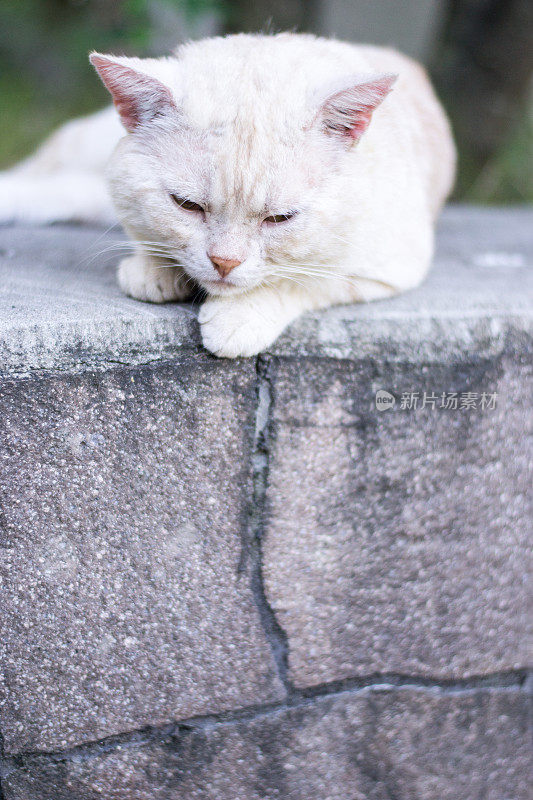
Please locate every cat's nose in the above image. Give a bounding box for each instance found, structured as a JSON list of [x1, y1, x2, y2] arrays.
[[209, 255, 242, 278]]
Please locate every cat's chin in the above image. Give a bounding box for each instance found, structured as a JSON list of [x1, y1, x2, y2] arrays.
[[201, 279, 249, 297]]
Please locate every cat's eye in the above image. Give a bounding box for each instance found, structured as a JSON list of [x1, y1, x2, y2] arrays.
[[263, 211, 297, 225], [171, 194, 205, 214]]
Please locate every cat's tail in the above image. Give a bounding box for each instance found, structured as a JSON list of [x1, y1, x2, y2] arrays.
[[0, 107, 123, 226]]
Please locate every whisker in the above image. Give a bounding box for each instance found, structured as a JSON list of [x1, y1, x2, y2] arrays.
[[269, 273, 310, 290], [328, 231, 355, 247], [271, 265, 395, 294], [84, 222, 123, 256], [270, 265, 353, 282], [77, 243, 182, 270]]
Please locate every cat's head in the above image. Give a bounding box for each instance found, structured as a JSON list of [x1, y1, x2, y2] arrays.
[[90, 43, 396, 296]]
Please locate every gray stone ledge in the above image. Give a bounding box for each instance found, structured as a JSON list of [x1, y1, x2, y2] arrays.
[[1, 206, 532, 373]]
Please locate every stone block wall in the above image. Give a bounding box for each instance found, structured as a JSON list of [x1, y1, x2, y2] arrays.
[[0, 208, 531, 798]]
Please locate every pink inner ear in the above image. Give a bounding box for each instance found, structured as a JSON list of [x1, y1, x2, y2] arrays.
[[90, 54, 175, 132], [321, 74, 397, 142], [344, 110, 373, 140]]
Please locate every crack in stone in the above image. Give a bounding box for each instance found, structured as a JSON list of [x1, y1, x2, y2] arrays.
[[293, 668, 531, 699], [0, 730, 7, 799], [0, 349, 202, 380], [0, 670, 528, 770], [245, 354, 292, 693]]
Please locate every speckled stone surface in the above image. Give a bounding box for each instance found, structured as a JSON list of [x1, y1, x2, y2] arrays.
[[2, 688, 530, 800], [0, 208, 531, 794], [263, 352, 532, 685], [0, 357, 284, 753]]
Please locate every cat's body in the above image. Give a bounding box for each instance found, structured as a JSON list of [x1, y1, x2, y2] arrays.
[[0, 33, 455, 357]]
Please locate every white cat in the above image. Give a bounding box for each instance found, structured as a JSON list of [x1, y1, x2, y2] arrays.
[[0, 33, 455, 358]]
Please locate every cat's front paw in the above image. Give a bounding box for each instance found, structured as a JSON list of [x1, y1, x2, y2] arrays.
[[118, 255, 191, 303], [199, 296, 280, 358]]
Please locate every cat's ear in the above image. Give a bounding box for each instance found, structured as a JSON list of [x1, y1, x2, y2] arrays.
[[90, 53, 177, 132], [316, 73, 397, 144]]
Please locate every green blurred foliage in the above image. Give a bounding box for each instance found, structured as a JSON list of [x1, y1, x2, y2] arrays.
[[0, 0, 218, 164], [459, 106, 533, 204]]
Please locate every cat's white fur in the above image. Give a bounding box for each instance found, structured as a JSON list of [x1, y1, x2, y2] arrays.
[[0, 33, 455, 357]]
